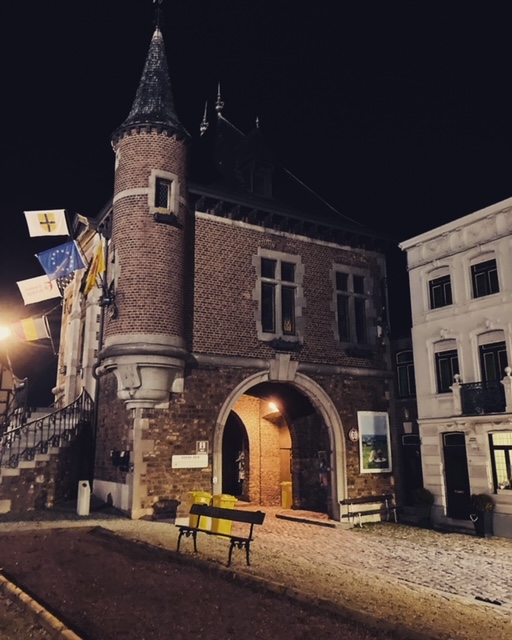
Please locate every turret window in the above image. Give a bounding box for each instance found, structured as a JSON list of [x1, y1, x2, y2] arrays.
[[155, 178, 171, 209], [149, 169, 179, 215]]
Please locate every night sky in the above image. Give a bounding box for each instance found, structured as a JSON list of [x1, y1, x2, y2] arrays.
[[1, 1, 512, 400]]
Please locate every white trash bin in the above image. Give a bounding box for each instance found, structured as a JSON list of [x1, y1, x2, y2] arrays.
[[77, 480, 91, 516]]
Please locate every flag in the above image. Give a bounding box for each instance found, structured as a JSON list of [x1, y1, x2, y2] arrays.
[[10, 316, 50, 342], [36, 241, 86, 281], [16, 275, 62, 305], [83, 239, 106, 295], [24, 209, 69, 237]]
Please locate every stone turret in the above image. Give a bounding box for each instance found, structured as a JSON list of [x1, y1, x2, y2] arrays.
[[99, 27, 190, 408]]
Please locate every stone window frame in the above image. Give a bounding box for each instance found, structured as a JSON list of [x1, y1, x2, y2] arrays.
[[252, 248, 305, 345], [148, 169, 179, 216], [331, 264, 373, 347]]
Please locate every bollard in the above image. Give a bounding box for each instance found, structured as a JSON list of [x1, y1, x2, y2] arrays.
[[77, 480, 91, 516]]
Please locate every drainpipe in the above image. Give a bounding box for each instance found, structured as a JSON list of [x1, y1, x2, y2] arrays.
[[90, 227, 111, 485]]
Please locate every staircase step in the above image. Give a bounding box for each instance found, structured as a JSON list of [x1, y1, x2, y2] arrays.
[[18, 460, 37, 469], [0, 499, 12, 514], [0, 468, 21, 476]]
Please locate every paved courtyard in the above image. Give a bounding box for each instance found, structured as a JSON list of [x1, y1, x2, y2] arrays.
[[1, 504, 511, 639]]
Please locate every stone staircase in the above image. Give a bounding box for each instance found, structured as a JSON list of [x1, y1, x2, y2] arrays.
[[0, 389, 94, 515]]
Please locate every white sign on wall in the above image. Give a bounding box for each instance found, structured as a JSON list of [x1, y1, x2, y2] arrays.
[[171, 454, 209, 469]]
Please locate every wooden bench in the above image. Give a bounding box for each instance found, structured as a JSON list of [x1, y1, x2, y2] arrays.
[[340, 493, 399, 527], [176, 503, 266, 566]]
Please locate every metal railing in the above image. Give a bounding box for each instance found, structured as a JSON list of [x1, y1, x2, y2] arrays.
[[460, 381, 506, 415], [0, 389, 94, 469], [0, 377, 29, 435]]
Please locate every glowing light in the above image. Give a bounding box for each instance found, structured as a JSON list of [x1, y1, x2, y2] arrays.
[[268, 401, 279, 414], [0, 326, 12, 341]]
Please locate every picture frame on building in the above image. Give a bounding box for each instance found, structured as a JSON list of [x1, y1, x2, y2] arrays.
[[357, 411, 392, 473]]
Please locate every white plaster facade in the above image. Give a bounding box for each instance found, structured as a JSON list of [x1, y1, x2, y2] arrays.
[[400, 198, 512, 538]]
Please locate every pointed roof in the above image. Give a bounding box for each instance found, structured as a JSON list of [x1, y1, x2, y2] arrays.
[[113, 28, 188, 141]]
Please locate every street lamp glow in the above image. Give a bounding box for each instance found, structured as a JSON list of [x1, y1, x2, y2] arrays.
[[0, 326, 12, 341]]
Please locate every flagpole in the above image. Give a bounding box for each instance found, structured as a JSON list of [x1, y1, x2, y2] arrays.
[[43, 314, 57, 356]]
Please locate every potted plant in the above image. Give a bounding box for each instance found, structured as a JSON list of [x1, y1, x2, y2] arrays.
[[413, 487, 434, 528], [470, 493, 495, 538]]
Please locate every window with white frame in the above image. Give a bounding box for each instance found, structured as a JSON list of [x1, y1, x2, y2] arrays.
[[490, 432, 512, 491], [434, 346, 459, 393], [334, 270, 369, 344], [254, 250, 304, 343], [429, 274, 452, 309], [471, 258, 499, 298]]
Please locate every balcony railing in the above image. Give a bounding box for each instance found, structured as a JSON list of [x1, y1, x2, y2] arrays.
[[451, 369, 512, 416], [460, 381, 506, 415]]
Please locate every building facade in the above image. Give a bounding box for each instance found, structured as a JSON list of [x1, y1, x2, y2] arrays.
[[47, 26, 397, 521], [400, 199, 512, 537]]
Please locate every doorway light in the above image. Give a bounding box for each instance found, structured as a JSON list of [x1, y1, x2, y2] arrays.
[[268, 401, 280, 414]]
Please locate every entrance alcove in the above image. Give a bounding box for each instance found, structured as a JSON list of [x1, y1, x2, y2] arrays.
[[223, 381, 331, 514]]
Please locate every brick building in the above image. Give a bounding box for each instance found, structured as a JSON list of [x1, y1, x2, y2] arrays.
[[50, 25, 396, 521]]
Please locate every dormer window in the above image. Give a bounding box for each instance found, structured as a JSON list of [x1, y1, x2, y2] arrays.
[[242, 162, 272, 197]]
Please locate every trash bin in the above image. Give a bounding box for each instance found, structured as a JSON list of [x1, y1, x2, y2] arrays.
[[280, 481, 293, 509], [211, 494, 237, 535], [77, 480, 91, 516], [189, 491, 212, 529]]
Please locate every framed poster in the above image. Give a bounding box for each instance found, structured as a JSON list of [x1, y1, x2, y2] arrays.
[[357, 411, 392, 473]]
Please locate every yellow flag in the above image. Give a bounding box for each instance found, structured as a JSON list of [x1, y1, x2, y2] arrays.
[[83, 240, 106, 295], [11, 317, 50, 341]]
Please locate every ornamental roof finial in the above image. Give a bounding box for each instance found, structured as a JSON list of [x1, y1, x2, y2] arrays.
[[200, 101, 209, 136], [215, 82, 224, 116]]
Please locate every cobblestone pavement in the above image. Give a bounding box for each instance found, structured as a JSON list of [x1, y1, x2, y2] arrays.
[[263, 508, 512, 609], [1, 504, 511, 639]]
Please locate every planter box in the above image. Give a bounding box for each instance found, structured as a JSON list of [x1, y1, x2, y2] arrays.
[[471, 510, 494, 538]]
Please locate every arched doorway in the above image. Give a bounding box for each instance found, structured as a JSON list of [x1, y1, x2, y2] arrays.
[[222, 411, 249, 499], [214, 374, 344, 517]]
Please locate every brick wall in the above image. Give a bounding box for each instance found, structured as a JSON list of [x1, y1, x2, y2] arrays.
[[105, 130, 188, 340], [192, 216, 387, 368], [94, 361, 392, 516]]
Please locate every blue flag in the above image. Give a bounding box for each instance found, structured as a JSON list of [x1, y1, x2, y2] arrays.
[[36, 241, 86, 281]]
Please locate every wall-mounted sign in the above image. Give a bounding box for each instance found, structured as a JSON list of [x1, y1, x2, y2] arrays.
[[347, 428, 359, 442], [196, 440, 209, 454], [357, 411, 392, 474], [171, 454, 208, 469]]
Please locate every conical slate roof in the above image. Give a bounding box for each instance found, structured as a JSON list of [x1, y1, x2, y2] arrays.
[[113, 28, 188, 140]]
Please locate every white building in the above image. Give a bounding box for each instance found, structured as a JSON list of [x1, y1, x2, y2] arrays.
[[400, 198, 512, 537]]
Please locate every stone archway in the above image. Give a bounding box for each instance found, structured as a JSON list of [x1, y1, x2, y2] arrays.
[[212, 370, 347, 519]]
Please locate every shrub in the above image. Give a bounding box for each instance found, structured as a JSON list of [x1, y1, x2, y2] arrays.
[[471, 493, 495, 512], [413, 487, 435, 506]]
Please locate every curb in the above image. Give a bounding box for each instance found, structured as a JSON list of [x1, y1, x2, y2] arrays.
[[0, 571, 83, 640]]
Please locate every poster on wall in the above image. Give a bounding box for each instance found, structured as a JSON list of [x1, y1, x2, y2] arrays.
[[357, 411, 392, 473]]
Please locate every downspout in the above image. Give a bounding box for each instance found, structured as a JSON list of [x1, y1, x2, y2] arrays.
[[90, 228, 111, 485]]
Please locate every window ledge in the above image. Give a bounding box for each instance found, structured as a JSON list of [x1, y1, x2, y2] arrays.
[[153, 212, 180, 227], [264, 338, 302, 352], [345, 346, 374, 359]]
